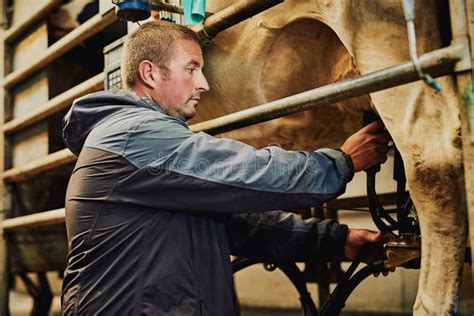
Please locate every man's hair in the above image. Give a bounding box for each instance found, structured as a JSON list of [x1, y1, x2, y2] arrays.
[[121, 21, 201, 89]]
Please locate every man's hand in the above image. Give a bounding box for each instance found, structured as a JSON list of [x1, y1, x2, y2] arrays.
[[341, 121, 391, 172], [344, 229, 386, 264], [344, 229, 395, 277]]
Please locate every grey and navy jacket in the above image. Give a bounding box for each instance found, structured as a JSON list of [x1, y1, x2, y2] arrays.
[[61, 90, 354, 315]]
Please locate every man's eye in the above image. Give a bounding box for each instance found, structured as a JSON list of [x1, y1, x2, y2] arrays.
[[187, 68, 195, 74]]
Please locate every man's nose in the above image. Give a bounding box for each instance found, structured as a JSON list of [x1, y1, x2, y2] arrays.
[[197, 72, 210, 92]]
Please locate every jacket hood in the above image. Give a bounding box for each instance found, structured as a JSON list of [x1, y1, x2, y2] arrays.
[[62, 90, 161, 155]]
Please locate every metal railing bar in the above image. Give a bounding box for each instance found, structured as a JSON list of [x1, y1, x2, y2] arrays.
[[190, 44, 463, 135]]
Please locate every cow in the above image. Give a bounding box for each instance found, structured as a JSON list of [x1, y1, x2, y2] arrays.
[[191, 0, 468, 314]]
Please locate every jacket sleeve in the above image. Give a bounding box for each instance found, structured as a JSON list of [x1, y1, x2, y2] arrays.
[[106, 114, 355, 213], [225, 211, 348, 263]]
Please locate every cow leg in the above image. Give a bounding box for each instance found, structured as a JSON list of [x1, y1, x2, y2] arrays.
[[406, 137, 467, 314], [323, 1, 469, 311], [255, 14, 468, 313], [201, 0, 468, 312], [372, 78, 467, 315], [408, 157, 467, 315]]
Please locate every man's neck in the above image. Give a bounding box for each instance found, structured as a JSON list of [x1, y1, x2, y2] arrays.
[[132, 85, 152, 101], [129, 87, 165, 114]]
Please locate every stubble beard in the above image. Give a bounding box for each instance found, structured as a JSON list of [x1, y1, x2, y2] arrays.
[[177, 101, 197, 122]]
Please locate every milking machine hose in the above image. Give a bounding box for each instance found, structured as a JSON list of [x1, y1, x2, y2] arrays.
[[318, 259, 387, 316]]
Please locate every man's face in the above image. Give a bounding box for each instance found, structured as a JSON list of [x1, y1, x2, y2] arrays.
[[152, 39, 209, 121]]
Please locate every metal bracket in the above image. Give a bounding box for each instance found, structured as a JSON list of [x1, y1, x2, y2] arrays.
[[190, 23, 214, 44], [384, 234, 421, 268], [402, 0, 442, 91], [452, 35, 472, 74], [450, 0, 472, 73], [150, 0, 184, 15]]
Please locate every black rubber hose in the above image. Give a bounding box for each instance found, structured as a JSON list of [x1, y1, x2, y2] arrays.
[[318, 254, 363, 315], [231, 257, 261, 273], [366, 172, 397, 232], [368, 172, 399, 227], [277, 262, 318, 316], [319, 261, 386, 316], [232, 259, 318, 316]]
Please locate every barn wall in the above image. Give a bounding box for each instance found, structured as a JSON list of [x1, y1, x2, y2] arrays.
[[1, 1, 126, 313]]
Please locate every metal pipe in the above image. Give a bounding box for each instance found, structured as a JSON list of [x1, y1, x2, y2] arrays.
[[191, 0, 283, 42], [450, 0, 469, 40], [150, 1, 184, 15], [0, 45, 463, 185], [402, 0, 441, 91], [0, 45, 465, 230], [190, 44, 463, 135], [449, 0, 471, 72]]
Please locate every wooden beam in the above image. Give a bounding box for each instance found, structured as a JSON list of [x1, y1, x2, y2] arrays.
[[2, 208, 65, 231], [0, 2, 10, 311], [2, 148, 76, 182], [0, 0, 6, 29], [3, 8, 117, 89], [3, 73, 104, 135], [0, 8, 8, 313], [4, 0, 61, 44]]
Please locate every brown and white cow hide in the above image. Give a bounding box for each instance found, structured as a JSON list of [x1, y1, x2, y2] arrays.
[[191, 0, 468, 314]]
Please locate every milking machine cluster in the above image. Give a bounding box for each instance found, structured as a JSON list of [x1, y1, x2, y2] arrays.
[[232, 112, 425, 316], [322, 110, 468, 314], [316, 111, 423, 315], [364, 111, 422, 270]]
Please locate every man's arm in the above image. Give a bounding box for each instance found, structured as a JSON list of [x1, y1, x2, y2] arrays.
[[225, 211, 348, 263], [85, 112, 389, 214], [107, 114, 355, 213], [225, 211, 386, 264]]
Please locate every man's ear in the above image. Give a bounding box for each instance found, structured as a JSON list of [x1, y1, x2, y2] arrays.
[[137, 60, 158, 89]]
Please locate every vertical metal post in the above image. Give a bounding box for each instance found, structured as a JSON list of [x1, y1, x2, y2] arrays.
[[450, 0, 474, 281]]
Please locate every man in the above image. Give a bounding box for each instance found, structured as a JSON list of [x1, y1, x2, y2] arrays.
[[61, 21, 391, 315]]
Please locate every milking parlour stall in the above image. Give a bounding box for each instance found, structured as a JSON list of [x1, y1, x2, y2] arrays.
[[0, 0, 473, 315]]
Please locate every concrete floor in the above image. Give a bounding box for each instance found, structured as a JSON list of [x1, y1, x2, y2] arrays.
[[10, 292, 59, 316], [10, 291, 409, 316], [240, 306, 408, 316]]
